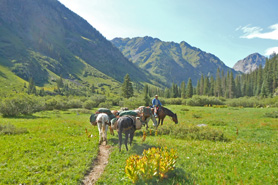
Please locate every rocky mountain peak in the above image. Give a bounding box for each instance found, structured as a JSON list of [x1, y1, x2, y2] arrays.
[[233, 53, 266, 74]]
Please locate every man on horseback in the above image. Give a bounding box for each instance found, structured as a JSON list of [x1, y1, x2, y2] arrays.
[[152, 95, 162, 118]]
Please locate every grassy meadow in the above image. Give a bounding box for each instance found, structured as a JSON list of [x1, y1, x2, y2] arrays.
[[1, 105, 277, 184]]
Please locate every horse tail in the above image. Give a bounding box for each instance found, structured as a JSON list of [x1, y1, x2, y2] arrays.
[[102, 117, 106, 132]]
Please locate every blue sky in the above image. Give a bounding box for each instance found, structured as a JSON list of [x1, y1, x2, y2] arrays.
[[58, 0, 278, 68]]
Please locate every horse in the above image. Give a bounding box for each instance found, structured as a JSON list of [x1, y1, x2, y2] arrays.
[[137, 106, 157, 129], [96, 113, 110, 145], [116, 116, 136, 152], [157, 106, 178, 126]]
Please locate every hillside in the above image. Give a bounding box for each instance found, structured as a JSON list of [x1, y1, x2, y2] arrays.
[[111, 36, 237, 85], [0, 0, 149, 89], [233, 53, 266, 74]]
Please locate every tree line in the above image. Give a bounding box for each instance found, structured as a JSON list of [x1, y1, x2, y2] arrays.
[[133, 53, 278, 99], [26, 54, 278, 100]]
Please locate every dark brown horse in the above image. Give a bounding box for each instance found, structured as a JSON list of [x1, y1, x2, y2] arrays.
[[157, 106, 178, 126]]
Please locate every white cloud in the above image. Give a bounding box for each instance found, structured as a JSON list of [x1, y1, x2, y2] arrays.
[[238, 24, 278, 40], [265, 47, 278, 56]]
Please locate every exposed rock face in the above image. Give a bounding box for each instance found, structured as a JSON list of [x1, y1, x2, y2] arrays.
[[233, 53, 266, 74]]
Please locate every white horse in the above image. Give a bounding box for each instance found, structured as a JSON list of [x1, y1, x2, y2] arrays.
[[137, 106, 157, 129], [96, 113, 109, 145]]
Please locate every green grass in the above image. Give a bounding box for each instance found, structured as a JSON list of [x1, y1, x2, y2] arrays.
[[0, 110, 99, 184], [1, 105, 277, 184], [96, 105, 278, 184]]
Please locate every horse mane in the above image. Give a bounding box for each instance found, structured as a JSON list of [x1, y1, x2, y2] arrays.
[[161, 106, 175, 117]]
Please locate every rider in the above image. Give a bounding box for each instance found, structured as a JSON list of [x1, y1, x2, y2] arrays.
[[152, 95, 162, 117]]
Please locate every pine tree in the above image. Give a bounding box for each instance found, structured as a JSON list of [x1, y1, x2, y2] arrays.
[[122, 74, 133, 98], [27, 77, 36, 95], [181, 81, 186, 99], [200, 74, 204, 95], [56, 75, 64, 89], [215, 68, 222, 97], [164, 88, 170, 98], [235, 75, 241, 97], [228, 71, 236, 98], [171, 83, 178, 98], [143, 84, 150, 106], [196, 80, 200, 95], [186, 78, 193, 98], [203, 76, 210, 95], [209, 76, 215, 96]]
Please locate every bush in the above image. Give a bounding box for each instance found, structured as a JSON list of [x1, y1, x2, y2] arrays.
[[44, 96, 68, 110], [98, 101, 113, 109], [70, 109, 92, 114], [0, 94, 44, 117], [264, 111, 278, 118], [0, 124, 28, 135], [164, 98, 183, 105], [225, 97, 264, 107], [119, 97, 144, 109], [157, 124, 230, 142], [186, 96, 224, 106], [89, 95, 106, 107], [82, 100, 96, 110], [125, 147, 178, 183], [67, 99, 83, 109]]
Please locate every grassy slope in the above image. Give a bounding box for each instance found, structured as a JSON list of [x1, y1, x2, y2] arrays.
[[0, 65, 27, 95], [0, 106, 277, 184]]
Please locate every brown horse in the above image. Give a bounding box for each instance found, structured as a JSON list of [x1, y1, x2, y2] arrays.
[[157, 106, 178, 126]]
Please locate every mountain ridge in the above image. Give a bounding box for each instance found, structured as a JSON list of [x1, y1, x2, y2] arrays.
[[0, 0, 149, 88], [233, 53, 266, 73], [111, 36, 238, 85]]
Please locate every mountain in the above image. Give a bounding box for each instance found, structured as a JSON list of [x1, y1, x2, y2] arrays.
[[0, 0, 149, 88], [233, 53, 266, 74], [111, 36, 237, 85]]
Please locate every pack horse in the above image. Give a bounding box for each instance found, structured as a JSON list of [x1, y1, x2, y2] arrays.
[[96, 113, 109, 145]]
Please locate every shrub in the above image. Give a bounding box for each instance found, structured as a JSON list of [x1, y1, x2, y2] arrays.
[[192, 114, 202, 118], [0, 124, 28, 135], [186, 96, 224, 106], [125, 147, 178, 183], [89, 95, 106, 107], [70, 109, 92, 114], [82, 100, 96, 110], [44, 96, 68, 110], [264, 111, 278, 118], [67, 99, 83, 109], [120, 97, 144, 109], [0, 94, 44, 117], [164, 98, 183, 105], [225, 97, 264, 107], [157, 124, 230, 142], [98, 101, 113, 109]]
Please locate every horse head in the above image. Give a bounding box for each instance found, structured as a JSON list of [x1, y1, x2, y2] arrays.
[[172, 113, 178, 124]]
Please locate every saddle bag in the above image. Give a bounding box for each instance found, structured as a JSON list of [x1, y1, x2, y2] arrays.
[[142, 107, 151, 117], [135, 117, 142, 130], [89, 114, 98, 126], [119, 110, 138, 117], [111, 118, 118, 130], [96, 108, 115, 120]]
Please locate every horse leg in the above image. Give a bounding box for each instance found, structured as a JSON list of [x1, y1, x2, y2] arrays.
[[158, 118, 161, 126], [125, 133, 129, 151], [130, 131, 134, 146], [98, 123, 102, 144], [118, 131, 122, 152], [161, 118, 164, 126], [150, 115, 157, 127], [104, 124, 108, 145]]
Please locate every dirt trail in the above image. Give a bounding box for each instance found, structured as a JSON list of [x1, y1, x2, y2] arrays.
[[83, 144, 111, 185]]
